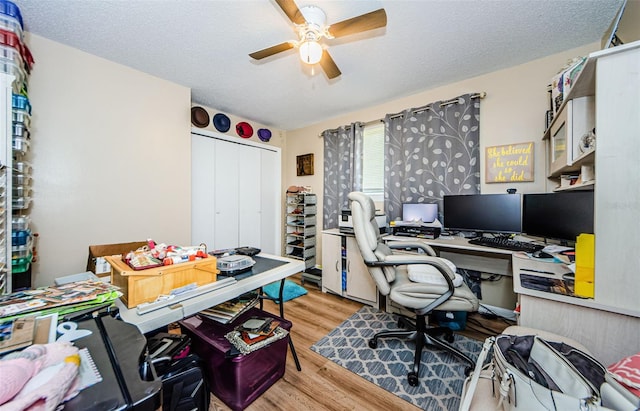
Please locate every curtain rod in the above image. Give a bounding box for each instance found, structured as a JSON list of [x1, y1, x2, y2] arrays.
[[386, 92, 487, 120], [318, 121, 364, 137]]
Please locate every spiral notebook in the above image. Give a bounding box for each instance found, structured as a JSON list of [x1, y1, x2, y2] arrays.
[[78, 347, 103, 390]]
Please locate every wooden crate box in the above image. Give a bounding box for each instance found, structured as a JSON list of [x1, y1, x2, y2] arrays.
[[105, 255, 218, 308]]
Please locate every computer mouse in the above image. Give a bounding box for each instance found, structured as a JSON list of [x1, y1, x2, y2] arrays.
[[532, 250, 554, 259]]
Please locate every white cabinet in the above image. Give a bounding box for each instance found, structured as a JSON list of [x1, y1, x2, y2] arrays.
[[191, 130, 281, 254], [321, 229, 378, 307], [592, 41, 640, 312]]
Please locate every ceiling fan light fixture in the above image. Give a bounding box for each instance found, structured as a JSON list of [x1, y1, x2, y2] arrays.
[[299, 40, 323, 65]]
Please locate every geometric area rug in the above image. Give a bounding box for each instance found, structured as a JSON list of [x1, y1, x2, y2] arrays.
[[310, 306, 483, 411]]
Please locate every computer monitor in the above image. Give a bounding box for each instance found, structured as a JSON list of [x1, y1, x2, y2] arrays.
[[522, 191, 594, 243], [443, 194, 522, 234], [402, 203, 438, 223]]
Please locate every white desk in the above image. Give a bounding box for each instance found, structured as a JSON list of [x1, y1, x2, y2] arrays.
[[115, 253, 305, 334], [388, 235, 640, 364], [385, 235, 517, 317], [386, 235, 513, 274]]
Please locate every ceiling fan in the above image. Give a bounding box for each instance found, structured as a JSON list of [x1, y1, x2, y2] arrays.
[[249, 0, 387, 79]]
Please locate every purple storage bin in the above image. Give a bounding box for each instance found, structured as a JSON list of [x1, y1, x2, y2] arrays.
[[180, 307, 291, 411]]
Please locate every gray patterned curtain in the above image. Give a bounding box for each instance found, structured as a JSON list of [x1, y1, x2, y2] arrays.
[[384, 93, 481, 222], [322, 123, 364, 229]]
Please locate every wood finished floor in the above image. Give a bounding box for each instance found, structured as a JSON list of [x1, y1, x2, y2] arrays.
[[201, 274, 513, 411]]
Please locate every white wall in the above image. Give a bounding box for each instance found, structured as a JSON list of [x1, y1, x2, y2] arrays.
[[26, 34, 191, 287], [284, 43, 599, 266]]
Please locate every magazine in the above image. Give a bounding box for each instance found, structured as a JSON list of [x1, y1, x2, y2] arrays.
[[198, 293, 259, 324], [0, 280, 121, 319]]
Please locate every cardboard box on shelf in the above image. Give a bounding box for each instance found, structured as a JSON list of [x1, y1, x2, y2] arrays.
[[86, 241, 148, 278]]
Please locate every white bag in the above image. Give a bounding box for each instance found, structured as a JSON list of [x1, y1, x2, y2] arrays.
[[460, 334, 639, 411]]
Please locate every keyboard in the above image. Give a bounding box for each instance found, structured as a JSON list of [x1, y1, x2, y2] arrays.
[[468, 237, 544, 253]]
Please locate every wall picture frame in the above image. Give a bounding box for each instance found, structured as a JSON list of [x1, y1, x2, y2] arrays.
[[485, 142, 534, 183], [297, 153, 314, 176]]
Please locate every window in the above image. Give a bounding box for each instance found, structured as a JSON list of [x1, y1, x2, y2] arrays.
[[362, 122, 385, 201]]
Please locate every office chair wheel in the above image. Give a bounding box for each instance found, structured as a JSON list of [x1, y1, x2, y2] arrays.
[[464, 366, 473, 377], [368, 339, 378, 349], [408, 372, 419, 386], [444, 333, 455, 343]]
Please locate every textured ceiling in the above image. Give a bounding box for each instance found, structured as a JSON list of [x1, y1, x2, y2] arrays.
[[13, 0, 624, 130]]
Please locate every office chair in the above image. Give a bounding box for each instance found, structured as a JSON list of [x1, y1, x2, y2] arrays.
[[348, 192, 480, 386]]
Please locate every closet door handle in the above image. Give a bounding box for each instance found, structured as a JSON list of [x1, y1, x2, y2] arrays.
[[335, 260, 339, 272], [347, 261, 351, 273]]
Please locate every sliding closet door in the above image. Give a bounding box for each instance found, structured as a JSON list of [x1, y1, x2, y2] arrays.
[[191, 130, 281, 253], [238, 144, 261, 248], [213, 140, 240, 249], [260, 148, 281, 254], [191, 135, 215, 248]]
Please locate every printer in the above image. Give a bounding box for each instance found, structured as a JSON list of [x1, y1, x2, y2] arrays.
[[390, 219, 442, 239], [339, 209, 387, 234]]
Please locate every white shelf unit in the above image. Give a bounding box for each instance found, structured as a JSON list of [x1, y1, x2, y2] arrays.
[[518, 41, 640, 364], [0, 73, 12, 294], [284, 192, 316, 270], [1, 6, 35, 294]]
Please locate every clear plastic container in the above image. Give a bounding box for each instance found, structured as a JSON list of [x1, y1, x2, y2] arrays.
[[12, 241, 31, 259], [12, 195, 30, 210], [12, 108, 30, 128], [11, 93, 30, 113], [217, 255, 255, 273], [11, 229, 30, 246], [0, 1, 24, 29], [0, 16, 22, 39], [12, 121, 28, 139], [1, 58, 25, 91], [12, 215, 30, 231], [12, 135, 29, 155], [13, 160, 31, 175], [0, 27, 32, 72], [12, 254, 32, 273], [0, 44, 22, 65], [12, 173, 31, 186], [12, 184, 30, 197]]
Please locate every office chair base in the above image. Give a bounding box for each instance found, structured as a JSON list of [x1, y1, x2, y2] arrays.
[[368, 315, 474, 386]]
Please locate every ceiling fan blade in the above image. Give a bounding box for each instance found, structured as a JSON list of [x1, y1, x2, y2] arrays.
[[328, 8, 387, 38], [319, 50, 341, 79], [275, 0, 306, 25], [249, 42, 295, 60]]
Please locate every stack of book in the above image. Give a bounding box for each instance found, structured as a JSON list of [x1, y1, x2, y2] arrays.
[[198, 293, 259, 324], [0, 280, 121, 321], [224, 316, 288, 354]]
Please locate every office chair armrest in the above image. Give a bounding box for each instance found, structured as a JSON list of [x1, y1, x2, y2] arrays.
[[369, 254, 457, 284], [387, 241, 436, 256], [369, 255, 456, 305]]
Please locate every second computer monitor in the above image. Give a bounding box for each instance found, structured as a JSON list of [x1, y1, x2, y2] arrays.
[[522, 191, 594, 243], [443, 193, 522, 234]]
